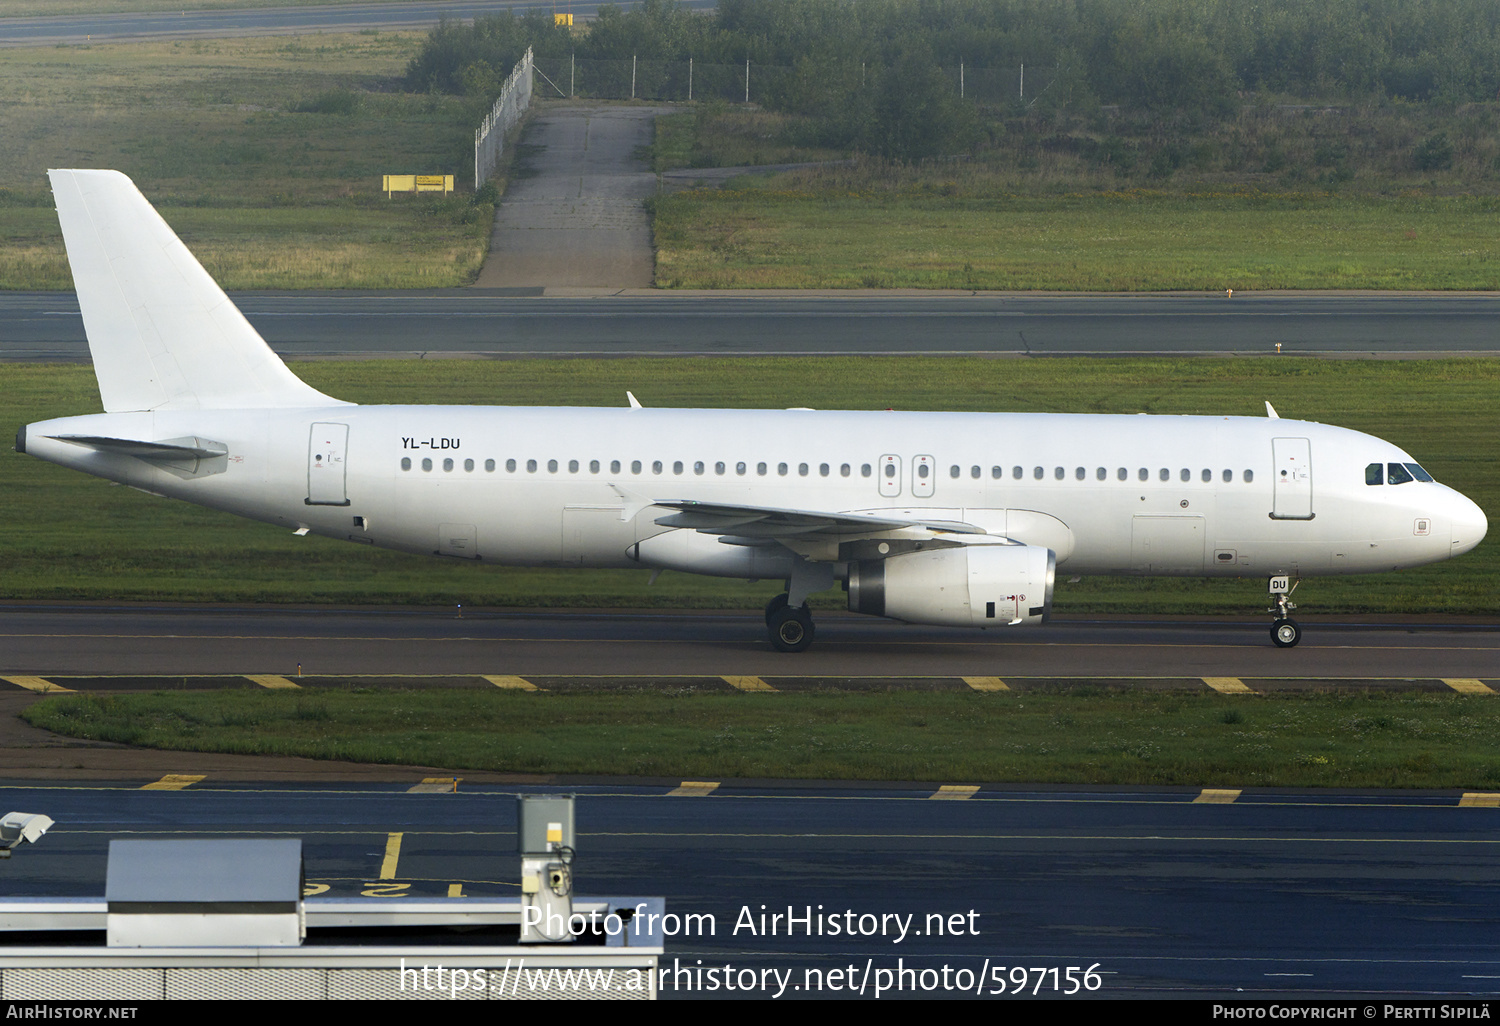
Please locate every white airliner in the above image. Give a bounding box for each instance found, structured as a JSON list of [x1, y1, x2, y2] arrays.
[[18, 170, 1489, 651]]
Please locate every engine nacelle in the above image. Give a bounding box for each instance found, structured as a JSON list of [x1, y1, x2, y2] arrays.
[[847, 543, 1055, 627]]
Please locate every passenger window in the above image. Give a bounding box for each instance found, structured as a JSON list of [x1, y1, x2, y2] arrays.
[[798, 463, 809, 476], [1096, 467, 1106, 481], [1387, 462, 1414, 485], [971, 465, 981, 479], [1075, 467, 1085, 480], [861, 464, 872, 477], [443, 458, 454, 472], [1243, 469, 1254, 483], [652, 461, 663, 474], [401, 457, 411, 471], [1200, 468, 1210, 482], [758, 462, 768, 476], [1054, 467, 1065, 480], [841, 464, 851, 477], [465, 459, 475, 472], [568, 460, 579, 473], [1033, 466, 1044, 480], [819, 463, 830, 477], [1013, 466, 1023, 479], [1138, 468, 1148, 481], [590, 460, 600, 473], [1180, 468, 1190, 482], [631, 460, 642, 474], [885, 463, 896, 479], [992, 466, 1002, 479], [1117, 467, 1127, 481], [506, 459, 517, 472], [736, 462, 746, 475], [712, 462, 723, 475], [1159, 468, 1170, 481], [611, 460, 622, 474], [547, 459, 557, 473], [1222, 469, 1231, 483], [1366, 462, 1384, 485], [485, 459, 496, 472], [422, 458, 433, 472], [918, 464, 930, 480], [526, 459, 537, 473], [673, 461, 683, 475], [948, 465, 959, 479], [778, 463, 789, 476]]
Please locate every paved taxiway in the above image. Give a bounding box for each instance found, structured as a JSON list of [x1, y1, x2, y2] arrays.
[[4, 779, 1500, 997], [2, 607, 1496, 679], [5, 292, 1500, 360]]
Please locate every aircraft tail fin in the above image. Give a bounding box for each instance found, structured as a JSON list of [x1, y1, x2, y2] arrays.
[[48, 169, 345, 413]]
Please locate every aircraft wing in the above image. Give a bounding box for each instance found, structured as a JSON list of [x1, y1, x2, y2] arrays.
[[652, 499, 987, 540]]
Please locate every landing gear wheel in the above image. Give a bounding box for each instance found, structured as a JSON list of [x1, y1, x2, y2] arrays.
[[768, 603, 814, 653], [1271, 618, 1301, 648], [764, 592, 789, 627]]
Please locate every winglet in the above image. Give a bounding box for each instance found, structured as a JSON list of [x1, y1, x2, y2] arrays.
[[1265, 401, 1280, 419], [627, 391, 643, 409]]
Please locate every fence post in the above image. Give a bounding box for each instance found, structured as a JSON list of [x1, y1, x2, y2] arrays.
[[1020, 62, 1024, 101], [745, 58, 749, 103], [960, 62, 964, 99], [688, 57, 692, 101], [570, 52, 574, 98], [632, 55, 636, 99]]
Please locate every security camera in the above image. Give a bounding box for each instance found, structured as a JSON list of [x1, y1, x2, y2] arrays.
[[0, 813, 54, 857]]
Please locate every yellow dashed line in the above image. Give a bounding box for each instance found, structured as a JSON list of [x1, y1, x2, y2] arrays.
[[1203, 677, 1255, 694], [1194, 789, 1243, 804], [380, 832, 403, 879], [723, 675, 775, 691], [483, 675, 539, 690], [141, 774, 205, 791], [2, 676, 72, 693], [1444, 679, 1495, 695], [931, 785, 980, 800], [1460, 793, 1500, 808], [668, 781, 720, 796], [962, 677, 1009, 691], [247, 675, 300, 689], [408, 777, 460, 793]]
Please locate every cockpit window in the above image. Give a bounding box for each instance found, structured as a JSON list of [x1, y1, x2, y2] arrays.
[[1387, 462, 1414, 485], [1366, 462, 1384, 486], [1405, 462, 1434, 482]]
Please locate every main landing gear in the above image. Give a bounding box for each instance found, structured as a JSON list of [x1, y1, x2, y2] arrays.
[[765, 593, 814, 653], [1268, 575, 1301, 648]]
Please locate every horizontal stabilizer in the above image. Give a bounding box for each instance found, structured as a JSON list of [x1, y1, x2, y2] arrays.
[[48, 169, 347, 413], [50, 434, 228, 460]]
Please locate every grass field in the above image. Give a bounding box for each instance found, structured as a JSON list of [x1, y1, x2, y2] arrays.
[[653, 182, 1500, 291], [24, 688, 1500, 788], [3, 357, 1493, 612], [0, 32, 492, 289], [0, 0, 415, 18]]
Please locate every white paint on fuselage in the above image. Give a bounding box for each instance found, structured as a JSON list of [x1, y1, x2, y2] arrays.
[[26, 405, 1485, 582]]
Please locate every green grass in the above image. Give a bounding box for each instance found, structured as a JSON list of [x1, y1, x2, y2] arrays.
[[0, 0, 416, 19], [2, 357, 1494, 611], [0, 33, 493, 289], [24, 688, 1500, 788], [654, 185, 1500, 290]]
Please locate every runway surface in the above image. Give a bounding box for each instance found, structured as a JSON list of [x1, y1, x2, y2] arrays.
[[0, 1, 703, 47], [5, 291, 1500, 360], [4, 779, 1500, 997], [2, 607, 1496, 679]]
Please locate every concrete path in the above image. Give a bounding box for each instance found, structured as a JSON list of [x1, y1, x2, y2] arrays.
[[474, 103, 672, 290]]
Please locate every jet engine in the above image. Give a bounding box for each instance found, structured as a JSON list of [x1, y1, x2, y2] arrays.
[[846, 543, 1055, 628]]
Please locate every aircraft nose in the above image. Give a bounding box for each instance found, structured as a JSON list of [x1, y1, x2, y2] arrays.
[[1449, 491, 1488, 557]]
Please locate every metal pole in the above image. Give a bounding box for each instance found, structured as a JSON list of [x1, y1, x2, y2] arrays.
[[632, 55, 636, 99], [960, 62, 964, 99], [745, 58, 749, 103], [688, 57, 692, 101], [1020, 62, 1024, 101], [570, 52, 574, 98]]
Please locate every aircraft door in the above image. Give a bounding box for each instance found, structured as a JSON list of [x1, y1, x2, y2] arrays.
[[912, 455, 935, 497], [879, 455, 902, 497], [1271, 437, 1313, 520], [307, 422, 350, 506]]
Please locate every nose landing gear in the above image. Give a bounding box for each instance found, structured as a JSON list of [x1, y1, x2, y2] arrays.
[[1268, 575, 1301, 647]]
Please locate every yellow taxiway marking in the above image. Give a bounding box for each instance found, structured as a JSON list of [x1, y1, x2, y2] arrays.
[[141, 774, 206, 791], [723, 675, 775, 691], [1203, 677, 1255, 694], [962, 677, 1009, 691], [483, 674, 539, 690], [247, 674, 300, 689], [1459, 793, 1500, 808], [668, 781, 720, 797], [408, 777, 460, 793], [2, 676, 72, 693], [931, 785, 980, 800], [1443, 679, 1494, 695], [380, 832, 403, 879], [1194, 789, 1243, 804], [448, 884, 466, 897]]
